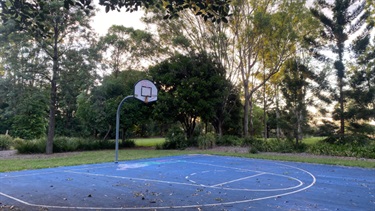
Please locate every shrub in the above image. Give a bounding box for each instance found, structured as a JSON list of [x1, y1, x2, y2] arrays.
[[160, 126, 187, 150], [307, 141, 375, 159], [54, 137, 80, 152], [197, 133, 216, 149], [216, 135, 242, 146], [121, 139, 136, 148], [243, 137, 307, 153], [0, 135, 13, 150], [13, 136, 116, 154], [14, 138, 45, 154], [322, 134, 372, 146]]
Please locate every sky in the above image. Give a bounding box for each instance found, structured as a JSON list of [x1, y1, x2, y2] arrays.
[[91, 4, 146, 36]]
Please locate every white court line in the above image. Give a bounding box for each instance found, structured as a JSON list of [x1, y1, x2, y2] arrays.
[[211, 173, 266, 187], [0, 157, 317, 210]]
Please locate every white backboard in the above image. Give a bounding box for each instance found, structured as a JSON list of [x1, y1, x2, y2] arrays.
[[134, 79, 158, 103]]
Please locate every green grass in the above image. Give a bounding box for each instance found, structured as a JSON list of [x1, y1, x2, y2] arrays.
[[134, 137, 165, 147], [302, 137, 325, 145], [1, 149, 374, 172]]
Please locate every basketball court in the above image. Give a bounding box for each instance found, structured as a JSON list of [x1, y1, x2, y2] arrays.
[[1, 154, 374, 210]]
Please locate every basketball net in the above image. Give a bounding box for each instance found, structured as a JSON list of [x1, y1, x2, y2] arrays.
[[145, 96, 149, 104]]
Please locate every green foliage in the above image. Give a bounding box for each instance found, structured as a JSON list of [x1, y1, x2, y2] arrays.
[[216, 135, 242, 146], [149, 53, 231, 140], [315, 120, 339, 136], [13, 138, 45, 154], [11, 92, 48, 140], [76, 70, 152, 139], [97, 0, 231, 23], [121, 139, 136, 148], [307, 141, 375, 159], [160, 125, 187, 150], [13, 136, 115, 154], [322, 134, 373, 146], [0, 135, 13, 150], [197, 133, 216, 149], [243, 137, 307, 154]]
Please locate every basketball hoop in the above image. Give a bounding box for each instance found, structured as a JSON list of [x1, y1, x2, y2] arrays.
[[134, 80, 157, 103]]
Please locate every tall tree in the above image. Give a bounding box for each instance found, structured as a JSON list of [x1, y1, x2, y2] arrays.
[[0, 23, 50, 138], [1, 0, 96, 153], [149, 53, 230, 142], [310, 0, 374, 138], [76, 70, 150, 140], [279, 59, 313, 144], [98, 25, 159, 76], [231, 0, 304, 137], [346, 34, 375, 135]]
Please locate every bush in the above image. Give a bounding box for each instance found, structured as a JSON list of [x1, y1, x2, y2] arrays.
[[0, 135, 13, 150], [243, 137, 307, 153], [121, 139, 136, 148], [13, 138, 45, 154], [322, 134, 372, 146], [160, 126, 187, 150], [54, 137, 80, 152], [197, 133, 216, 149], [216, 135, 242, 146], [307, 141, 375, 159], [13, 136, 116, 154]]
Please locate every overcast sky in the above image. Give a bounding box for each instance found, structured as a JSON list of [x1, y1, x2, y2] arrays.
[[91, 4, 146, 36]]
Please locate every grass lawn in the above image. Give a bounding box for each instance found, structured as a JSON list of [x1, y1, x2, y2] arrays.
[[1, 148, 374, 172], [302, 137, 325, 145], [134, 137, 165, 147], [1, 137, 374, 172]]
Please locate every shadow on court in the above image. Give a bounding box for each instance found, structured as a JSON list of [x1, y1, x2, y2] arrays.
[[0, 154, 374, 210]]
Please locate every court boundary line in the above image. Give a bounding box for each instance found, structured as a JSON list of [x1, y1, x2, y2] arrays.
[[0, 156, 317, 210]]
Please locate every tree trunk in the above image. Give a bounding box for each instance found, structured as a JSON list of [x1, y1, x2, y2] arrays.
[[46, 24, 59, 154], [339, 77, 345, 137], [103, 124, 112, 141], [46, 80, 56, 154], [243, 80, 250, 137], [275, 85, 281, 140], [263, 74, 267, 141]]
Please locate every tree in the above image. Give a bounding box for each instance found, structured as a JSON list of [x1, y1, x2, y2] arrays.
[[98, 25, 159, 76], [310, 0, 374, 138], [1, 0, 96, 153], [149, 53, 230, 142], [279, 59, 312, 144], [56, 46, 101, 137], [0, 22, 50, 139], [97, 0, 231, 23], [231, 0, 303, 137], [0, 0, 231, 33], [346, 34, 375, 135], [76, 70, 151, 140]]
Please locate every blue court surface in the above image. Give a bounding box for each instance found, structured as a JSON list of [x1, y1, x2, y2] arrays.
[[0, 154, 374, 210]]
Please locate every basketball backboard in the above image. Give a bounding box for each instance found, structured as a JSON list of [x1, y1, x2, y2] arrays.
[[134, 79, 158, 103]]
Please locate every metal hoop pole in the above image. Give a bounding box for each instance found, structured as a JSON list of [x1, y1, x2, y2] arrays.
[[115, 95, 134, 163]]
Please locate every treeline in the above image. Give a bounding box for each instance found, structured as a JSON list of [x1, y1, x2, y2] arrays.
[[0, 0, 374, 154]]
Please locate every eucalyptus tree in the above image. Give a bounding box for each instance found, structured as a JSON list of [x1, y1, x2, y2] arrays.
[[231, 0, 309, 137], [310, 0, 375, 138], [1, 0, 97, 153], [142, 7, 241, 137], [98, 25, 159, 76]]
